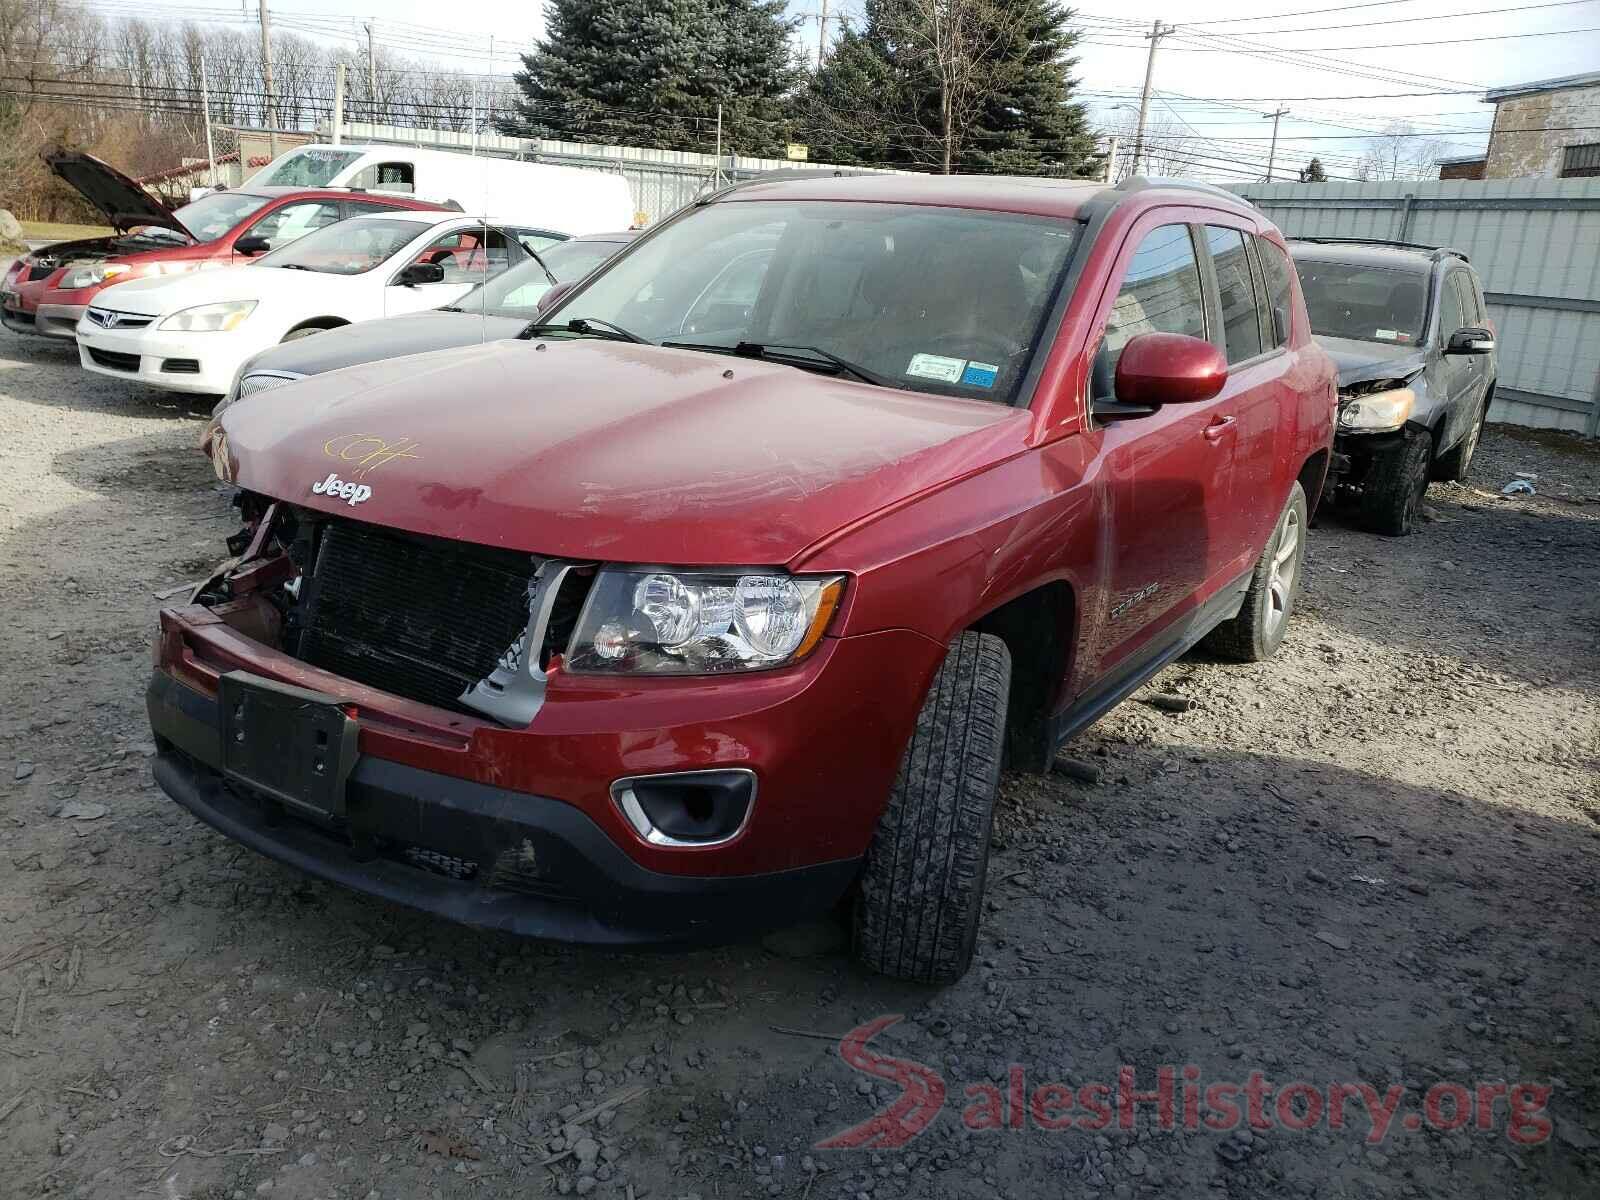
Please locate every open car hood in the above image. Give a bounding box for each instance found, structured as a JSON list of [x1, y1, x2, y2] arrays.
[[44, 147, 191, 239]]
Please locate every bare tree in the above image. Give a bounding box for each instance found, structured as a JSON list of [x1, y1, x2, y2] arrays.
[[1358, 122, 1453, 181], [878, 0, 1031, 174]]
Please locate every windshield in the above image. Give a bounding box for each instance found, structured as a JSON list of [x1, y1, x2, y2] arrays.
[[171, 191, 273, 243], [255, 216, 433, 275], [456, 239, 629, 317], [546, 200, 1079, 403], [250, 148, 363, 189], [1294, 259, 1428, 346]]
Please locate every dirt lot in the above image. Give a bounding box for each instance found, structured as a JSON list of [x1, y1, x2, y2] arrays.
[[2, 326, 1598, 1200]]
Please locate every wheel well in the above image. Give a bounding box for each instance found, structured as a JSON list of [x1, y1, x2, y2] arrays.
[[286, 317, 348, 335], [1298, 448, 1331, 512], [969, 582, 1075, 774]]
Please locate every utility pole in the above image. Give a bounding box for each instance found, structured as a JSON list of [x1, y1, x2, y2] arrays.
[[1131, 20, 1172, 179], [1263, 106, 1290, 181], [258, 1, 279, 159], [817, 0, 829, 69], [365, 22, 378, 125], [488, 34, 495, 133], [1104, 135, 1119, 183], [714, 103, 723, 187], [200, 50, 218, 187], [331, 62, 346, 145]]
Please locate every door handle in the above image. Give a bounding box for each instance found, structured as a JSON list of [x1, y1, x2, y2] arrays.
[[1202, 415, 1236, 442]]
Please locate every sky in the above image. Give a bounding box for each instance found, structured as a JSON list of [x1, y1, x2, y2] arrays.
[[71, 0, 1600, 182]]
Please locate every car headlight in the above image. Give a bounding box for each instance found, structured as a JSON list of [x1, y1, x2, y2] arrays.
[[59, 262, 133, 290], [566, 569, 845, 674], [159, 300, 257, 332], [1338, 383, 1415, 433]]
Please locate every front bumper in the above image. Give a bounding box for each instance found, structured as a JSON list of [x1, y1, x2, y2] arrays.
[[76, 321, 241, 394], [34, 303, 86, 340], [148, 670, 862, 944]]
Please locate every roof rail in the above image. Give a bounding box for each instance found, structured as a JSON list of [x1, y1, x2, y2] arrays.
[[1290, 236, 1469, 263], [693, 167, 889, 206], [1115, 176, 1254, 206]]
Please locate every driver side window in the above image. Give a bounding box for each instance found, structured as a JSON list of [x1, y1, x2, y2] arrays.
[[1092, 224, 1207, 403]]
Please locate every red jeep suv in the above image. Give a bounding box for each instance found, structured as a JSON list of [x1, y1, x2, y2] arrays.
[[1, 149, 442, 340], [153, 175, 1336, 983]]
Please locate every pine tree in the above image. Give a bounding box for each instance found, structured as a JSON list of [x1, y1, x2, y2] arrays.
[[499, 0, 799, 156], [1300, 156, 1328, 183], [800, 0, 1099, 177]]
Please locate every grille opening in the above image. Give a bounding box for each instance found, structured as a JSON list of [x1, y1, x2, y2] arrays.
[[292, 519, 539, 713], [161, 358, 201, 374], [87, 347, 140, 371]]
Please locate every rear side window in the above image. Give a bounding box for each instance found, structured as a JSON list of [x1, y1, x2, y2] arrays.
[[1254, 236, 1294, 347], [1205, 226, 1264, 364], [1092, 224, 1207, 402]]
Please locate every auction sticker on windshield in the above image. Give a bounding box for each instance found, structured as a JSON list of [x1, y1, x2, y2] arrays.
[[906, 353, 967, 383]]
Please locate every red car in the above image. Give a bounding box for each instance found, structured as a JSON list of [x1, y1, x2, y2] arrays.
[[1, 149, 443, 341], [152, 174, 1336, 982]]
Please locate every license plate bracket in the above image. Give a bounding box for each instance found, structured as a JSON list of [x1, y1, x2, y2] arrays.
[[219, 670, 359, 820]]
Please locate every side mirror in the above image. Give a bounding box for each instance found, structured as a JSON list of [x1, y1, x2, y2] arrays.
[[234, 235, 270, 255], [395, 262, 446, 287], [535, 281, 574, 314], [1111, 332, 1229, 408], [1446, 326, 1495, 355]]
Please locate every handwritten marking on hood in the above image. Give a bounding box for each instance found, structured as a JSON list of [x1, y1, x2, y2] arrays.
[[311, 473, 372, 506], [322, 432, 421, 478]]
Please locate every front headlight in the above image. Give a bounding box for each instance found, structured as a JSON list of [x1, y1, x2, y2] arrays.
[[159, 300, 257, 332], [59, 262, 132, 290], [1338, 384, 1414, 433], [567, 569, 845, 674]]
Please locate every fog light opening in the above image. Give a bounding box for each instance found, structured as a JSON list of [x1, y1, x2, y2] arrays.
[[611, 769, 756, 848]]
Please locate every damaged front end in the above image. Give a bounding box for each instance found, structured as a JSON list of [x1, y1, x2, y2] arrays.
[[186, 493, 597, 727], [1325, 373, 1423, 497]]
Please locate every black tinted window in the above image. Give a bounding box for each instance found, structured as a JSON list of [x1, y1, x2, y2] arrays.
[[1206, 226, 1264, 364], [1255, 236, 1294, 347], [1439, 274, 1468, 337]]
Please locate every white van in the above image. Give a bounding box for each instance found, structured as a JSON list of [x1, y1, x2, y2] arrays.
[[247, 144, 634, 236]]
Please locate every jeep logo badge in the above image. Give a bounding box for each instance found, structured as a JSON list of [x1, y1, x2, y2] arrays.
[[311, 472, 372, 506]]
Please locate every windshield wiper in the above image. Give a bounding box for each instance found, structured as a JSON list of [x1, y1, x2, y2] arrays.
[[660, 339, 889, 387], [519, 317, 648, 344], [526, 246, 558, 286]]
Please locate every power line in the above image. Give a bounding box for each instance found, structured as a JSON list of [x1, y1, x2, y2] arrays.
[[1158, 25, 1600, 52], [1189, 0, 1598, 37]]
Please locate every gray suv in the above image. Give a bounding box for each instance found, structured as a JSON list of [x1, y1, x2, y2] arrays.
[[1290, 239, 1497, 535]]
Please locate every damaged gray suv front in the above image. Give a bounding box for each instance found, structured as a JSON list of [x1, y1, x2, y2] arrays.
[[1290, 239, 1497, 536]]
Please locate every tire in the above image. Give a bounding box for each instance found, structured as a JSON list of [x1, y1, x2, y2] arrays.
[[852, 631, 1010, 985], [281, 325, 330, 342], [1434, 391, 1489, 483], [1359, 429, 1432, 536], [1204, 481, 1308, 663]]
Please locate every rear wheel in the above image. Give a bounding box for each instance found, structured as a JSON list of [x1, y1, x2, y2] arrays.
[[281, 325, 331, 342], [853, 632, 1010, 985], [1360, 429, 1433, 536], [1204, 481, 1307, 663]]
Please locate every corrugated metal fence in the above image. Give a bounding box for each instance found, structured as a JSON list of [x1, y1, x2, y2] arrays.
[[1234, 179, 1600, 436], [329, 122, 902, 228]]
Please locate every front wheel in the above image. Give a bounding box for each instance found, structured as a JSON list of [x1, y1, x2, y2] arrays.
[[1204, 481, 1308, 662], [853, 632, 1010, 984], [1360, 429, 1433, 536]]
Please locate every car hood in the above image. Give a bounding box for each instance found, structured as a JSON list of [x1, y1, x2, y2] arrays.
[[94, 263, 348, 316], [1314, 335, 1428, 389], [215, 338, 1031, 566], [243, 310, 528, 377], [45, 147, 191, 238]]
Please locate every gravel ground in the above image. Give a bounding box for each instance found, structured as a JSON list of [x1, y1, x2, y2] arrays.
[[1, 327, 1598, 1200]]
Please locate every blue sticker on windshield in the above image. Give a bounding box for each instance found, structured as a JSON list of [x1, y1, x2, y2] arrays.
[[961, 361, 999, 388]]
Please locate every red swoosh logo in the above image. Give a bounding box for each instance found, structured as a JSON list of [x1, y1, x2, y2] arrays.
[[815, 1015, 946, 1149]]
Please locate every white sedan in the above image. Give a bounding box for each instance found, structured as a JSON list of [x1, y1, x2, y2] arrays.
[[76, 213, 531, 395]]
